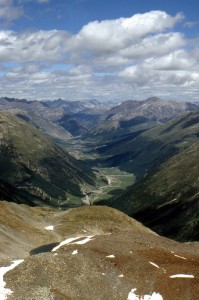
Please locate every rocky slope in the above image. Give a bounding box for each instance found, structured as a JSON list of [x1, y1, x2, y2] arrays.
[[88, 97, 198, 138], [0, 112, 96, 206], [0, 203, 198, 300]]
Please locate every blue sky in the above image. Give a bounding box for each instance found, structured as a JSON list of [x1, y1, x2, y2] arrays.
[[0, 0, 199, 101]]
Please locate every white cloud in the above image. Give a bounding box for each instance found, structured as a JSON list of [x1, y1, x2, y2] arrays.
[[145, 50, 195, 71], [0, 0, 50, 23], [0, 10, 198, 101], [0, 30, 69, 62], [75, 11, 184, 53], [0, 0, 23, 21], [118, 32, 186, 60]]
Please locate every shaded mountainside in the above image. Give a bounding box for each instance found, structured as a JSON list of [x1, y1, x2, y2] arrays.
[[87, 97, 198, 138], [0, 97, 72, 140], [15, 110, 72, 140], [0, 203, 198, 300], [97, 111, 199, 177], [97, 112, 199, 242], [0, 112, 96, 206], [58, 112, 100, 136]]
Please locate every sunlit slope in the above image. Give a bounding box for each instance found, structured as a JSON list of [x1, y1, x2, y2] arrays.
[[0, 112, 95, 206]]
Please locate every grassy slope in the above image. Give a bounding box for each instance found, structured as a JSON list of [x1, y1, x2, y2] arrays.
[[98, 112, 199, 241], [0, 112, 96, 206], [98, 112, 199, 177]]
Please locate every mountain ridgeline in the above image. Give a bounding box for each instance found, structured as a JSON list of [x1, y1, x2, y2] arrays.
[[86, 97, 198, 138], [0, 96, 198, 139]]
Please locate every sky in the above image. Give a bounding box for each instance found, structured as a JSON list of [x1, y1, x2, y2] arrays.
[[0, 0, 199, 102]]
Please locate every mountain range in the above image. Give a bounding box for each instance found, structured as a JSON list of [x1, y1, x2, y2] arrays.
[[0, 96, 198, 139]]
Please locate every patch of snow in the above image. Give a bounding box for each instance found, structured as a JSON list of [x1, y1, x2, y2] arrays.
[[102, 273, 106, 276], [174, 254, 187, 260], [72, 250, 78, 255], [127, 289, 163, 300], [170, 274, 194, 278], [106, 255, 115, 258], [149, 262, 160, 269], [82, 230, 87, 233], [107, 177, 112, 185], [45, 225, 54, 231], [53, 253, 58, 256], [72, 236, 94, 245], [129, 251, 133, 254], [52, 235, 94, 252], [119, 274, 124, 278], [52, 237, 81, 252], [0, 260, 24, 300]]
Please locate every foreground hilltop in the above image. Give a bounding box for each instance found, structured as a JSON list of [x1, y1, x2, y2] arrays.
[[0, 203, 198, 300]]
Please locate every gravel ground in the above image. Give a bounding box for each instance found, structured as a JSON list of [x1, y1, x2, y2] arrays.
[[0, 203, 198, 300]]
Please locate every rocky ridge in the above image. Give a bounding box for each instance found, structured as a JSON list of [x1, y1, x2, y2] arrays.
[[88, 97, 198, 137]]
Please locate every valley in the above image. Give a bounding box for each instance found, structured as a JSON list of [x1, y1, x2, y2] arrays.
[[0, 96, 198, 299], [83, 167, 135, 205], [55, 137, 136, 204], [0, 96, 198, 242], [1, 2, 199, 298]]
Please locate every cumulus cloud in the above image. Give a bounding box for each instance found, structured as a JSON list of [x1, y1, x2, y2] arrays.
[[0, 10, 198, 101], [0, 30, 70, 62], [74, 11, 184, 53]]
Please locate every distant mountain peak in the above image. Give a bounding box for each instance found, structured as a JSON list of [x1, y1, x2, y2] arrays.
[[1, 97, 30, 104], [145, 96, 161, 102]]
